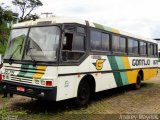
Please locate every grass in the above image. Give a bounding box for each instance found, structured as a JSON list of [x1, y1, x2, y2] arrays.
[[0, 75, 159, 120], [0, 98, 27, 120], [11, 82, 160, 119], [0, 105, 26, 117]]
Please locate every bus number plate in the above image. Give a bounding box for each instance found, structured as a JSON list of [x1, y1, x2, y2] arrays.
[[17, 87, 25, 92]]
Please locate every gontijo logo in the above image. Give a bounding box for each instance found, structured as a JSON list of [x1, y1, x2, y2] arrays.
[[93, 59, 105, 70]]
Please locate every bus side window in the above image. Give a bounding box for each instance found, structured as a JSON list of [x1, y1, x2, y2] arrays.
[[63, 33, 73, 51], [62, 32, 85, 62]]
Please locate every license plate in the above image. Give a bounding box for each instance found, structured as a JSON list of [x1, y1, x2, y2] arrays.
[[17, 86, 25, 92]]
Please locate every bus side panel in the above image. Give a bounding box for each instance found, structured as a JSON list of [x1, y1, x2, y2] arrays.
[[125, 70, 138, 84], [143, 68, 158, 80], [122, 57, 138, 84], [94, 73, 117, 92], [56, 57, 90, 101], [57, 76, 76, 101], [90, 55, 117, 92], [56, 66, 78, 101]]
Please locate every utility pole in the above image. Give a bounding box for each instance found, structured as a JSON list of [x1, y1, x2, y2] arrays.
[[41, 12, 53, 17]]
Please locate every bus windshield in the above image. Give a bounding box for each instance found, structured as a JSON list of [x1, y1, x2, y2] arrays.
[[5, 26, 60, 62], [4, 28, 28, 61]]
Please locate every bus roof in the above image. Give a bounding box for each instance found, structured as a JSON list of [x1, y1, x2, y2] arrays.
[[12, 16, 157, 44]]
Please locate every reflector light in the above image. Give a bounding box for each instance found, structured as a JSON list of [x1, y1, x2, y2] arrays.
[[45, 81, 52, 87]]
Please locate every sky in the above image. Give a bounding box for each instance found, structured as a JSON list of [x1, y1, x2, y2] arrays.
[[1, 0, 160, 39]]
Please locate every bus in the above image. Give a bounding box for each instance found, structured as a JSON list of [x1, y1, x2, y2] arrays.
[[1, 16, 158, 106], [155, 39, 160, 67]]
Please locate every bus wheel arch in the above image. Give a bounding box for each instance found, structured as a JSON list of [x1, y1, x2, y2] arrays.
[[81, 74, 96, 94], [74, 74, 96, 106]]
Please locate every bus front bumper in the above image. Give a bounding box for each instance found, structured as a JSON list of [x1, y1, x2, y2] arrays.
[[2, 80, 57, 101]]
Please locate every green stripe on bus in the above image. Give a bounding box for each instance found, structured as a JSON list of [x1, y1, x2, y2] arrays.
[[108, 56, 123, 86], [28, 65, 36, 69], [17, 64, 29, 77], [93, 23, 104, 30], [24, 72, 35, 78], [17, 64, 36, 78], [120, 72, 128, 85], [115, 57, 128, 85], [103, 26, 112, 32], [23, 65, 36, 78], [115, 57, 124, 69], [21, 64, 30, 69]]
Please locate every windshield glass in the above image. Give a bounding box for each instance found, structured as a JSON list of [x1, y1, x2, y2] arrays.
[[4, 28, 28, 60], [4, 26, 60, 62], [24, 26, 60, 62]]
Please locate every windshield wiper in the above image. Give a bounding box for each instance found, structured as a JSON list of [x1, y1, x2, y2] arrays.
[[9, 45, 22, 64], [27, 48, 37, 66]]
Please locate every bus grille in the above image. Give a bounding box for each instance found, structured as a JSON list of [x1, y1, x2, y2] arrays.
[[10, 75, 33, 84]]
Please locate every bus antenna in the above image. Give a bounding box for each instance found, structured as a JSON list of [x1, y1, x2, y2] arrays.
[[41, 12, 53, 18]]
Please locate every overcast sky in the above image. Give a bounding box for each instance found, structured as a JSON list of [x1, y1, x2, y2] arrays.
[[1, 0, 160, 39]]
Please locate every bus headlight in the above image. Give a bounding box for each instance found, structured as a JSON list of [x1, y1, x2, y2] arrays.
[[2, 75, 5, 80], [6, 74, 10, 80], [41, 80, 45, 85]]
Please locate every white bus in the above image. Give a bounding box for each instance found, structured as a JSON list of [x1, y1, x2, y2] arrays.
[[156, 39, 160, 67], [1, 16, 158, 106]]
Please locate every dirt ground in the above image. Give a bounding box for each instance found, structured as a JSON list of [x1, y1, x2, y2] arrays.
[[0, 72, 160, 120]]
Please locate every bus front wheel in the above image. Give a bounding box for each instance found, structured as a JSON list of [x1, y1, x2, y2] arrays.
[[74, 80, 91, 107]]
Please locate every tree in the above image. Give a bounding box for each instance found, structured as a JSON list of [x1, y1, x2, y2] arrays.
[[0, 4, 12, 24], [0, 3, 18, 54], [12, 0, 43, 22], [0, 3, 18, 25]]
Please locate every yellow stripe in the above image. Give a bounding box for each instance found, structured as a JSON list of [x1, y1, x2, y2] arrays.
[[143, 68, 158, 80], [122, 57, 138, 84], [33, 66, 47, 79], [122, 57, 158, 84], [122, 57, 130, 69], [36, 66, 47, 70], [112, 28, 119, 34]]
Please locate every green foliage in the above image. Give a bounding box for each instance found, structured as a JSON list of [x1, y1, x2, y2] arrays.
[[0, 3, 18, 24], [0, 3, 17, 54], [0, 23, 9, 55], [12, 0, 43, 22], [0, 42, 7, 55], [0, 104, 27, 117]]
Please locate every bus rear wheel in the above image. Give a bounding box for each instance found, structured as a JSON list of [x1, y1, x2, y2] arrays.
[[133, 73, 142, 89], [74, 80, 91, 107]]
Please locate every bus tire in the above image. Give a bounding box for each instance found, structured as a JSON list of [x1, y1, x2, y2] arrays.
[[74, 80, 91, 107], [133, 73, 142, 90]]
